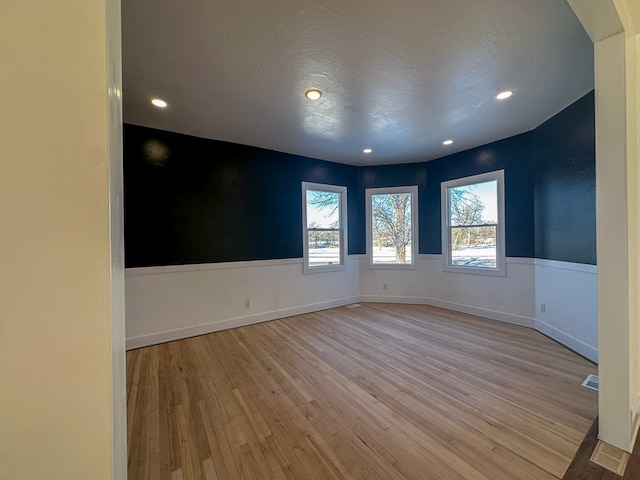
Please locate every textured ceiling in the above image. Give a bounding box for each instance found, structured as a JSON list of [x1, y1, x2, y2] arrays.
[[122, 0, 593, 166]]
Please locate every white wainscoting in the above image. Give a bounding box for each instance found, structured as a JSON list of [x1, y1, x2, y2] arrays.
[[534, 259, 598, 363], [125, 257, 360, 349], [126, 255, 599, 362], [359, 255, 536, 327]]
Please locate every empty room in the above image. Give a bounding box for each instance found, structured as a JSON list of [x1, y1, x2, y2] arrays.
[[3, 1, 640, 480], [120, 0, 639, 478]]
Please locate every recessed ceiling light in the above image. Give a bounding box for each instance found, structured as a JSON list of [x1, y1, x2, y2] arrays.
[[443, 139, 454, 145], [496, 90, 514, 100], [363, 148, 373, 154], [305, 89, 322, 100], [151, 98, 168, 108]]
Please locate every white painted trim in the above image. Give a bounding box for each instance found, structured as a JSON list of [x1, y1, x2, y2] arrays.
[[126, 257, 304, 276], [535, 319, 598, 363], [593, 29, 633, 452], [125, 255, 585, 276], [365, 263, 419, 270], [441, 170, 506, 276], [534, 258, 597, 273], [127, 296, 360, 350], [365, 185, 419, 268], [416, 255, 535, 265], [302, 182, 348, 274], [567, 0, 623, 43], [302, 263, 349, 274], [359, 295, 535, 328]]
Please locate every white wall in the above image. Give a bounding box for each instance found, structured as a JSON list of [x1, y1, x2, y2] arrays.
[[0, 1, 126, 478], [126, 255, 600, 376], [535, 260, 598, 363], [359, 256, 535, 327], [126, 257, 360, 349]]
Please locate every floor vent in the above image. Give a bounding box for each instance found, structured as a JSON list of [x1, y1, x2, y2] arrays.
[[590, 440, 629, 476], [582, 374, 599, 391], [346, 303, 362, 308]]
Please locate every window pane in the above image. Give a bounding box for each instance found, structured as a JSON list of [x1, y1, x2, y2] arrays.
[[449, 180, 497, 226], [306, 190, 340, 229], [450, 225, 497, 268], [308, 230, 340, 267], [371, 193, 412, 264]]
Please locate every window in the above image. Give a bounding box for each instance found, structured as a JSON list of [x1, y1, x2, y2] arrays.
[[441, 170, 505, 275], [365, 186, 418, 267], [302, 182, 347, 273]]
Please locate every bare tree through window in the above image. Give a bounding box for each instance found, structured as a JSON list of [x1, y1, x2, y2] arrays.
[[366, 186, 417, 265], [304, 185, 346, 270], [447, 179, 498, 268], [371, 193, 412, 263]]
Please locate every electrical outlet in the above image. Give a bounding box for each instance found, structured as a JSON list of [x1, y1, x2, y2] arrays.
[[245, 299, 251, 308], [383, 283, 388, 291], [541, 303, 546, 313]]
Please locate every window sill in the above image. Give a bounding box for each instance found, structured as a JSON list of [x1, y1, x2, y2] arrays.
[[303, 264, 348, 274], [442, 264, 506, 277], [366, 263, 418, 270]]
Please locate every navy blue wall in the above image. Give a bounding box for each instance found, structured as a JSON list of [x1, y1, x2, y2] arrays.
[[124, 91, 595, 268], [124, 126, 359, 267], [357, 133, 536, 257], [357, 93, 594, 261], [533, 91, 596, 264], [422, 135, 536, 257]]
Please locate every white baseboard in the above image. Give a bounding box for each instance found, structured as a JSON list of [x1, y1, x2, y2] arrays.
[[535, 318, 598, 363], [360, 295, 535, 328], [126, 257, 597, 364], [127, 293, 536, 349], [126, 296, 359, 350]]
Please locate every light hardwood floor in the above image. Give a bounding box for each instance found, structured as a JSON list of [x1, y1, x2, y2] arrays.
[[127, 303, 598, 480]]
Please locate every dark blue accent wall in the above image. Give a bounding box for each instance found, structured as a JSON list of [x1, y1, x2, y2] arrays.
[[357, 163, 428, 255], [358, 132, 536, 257], [124, 91, 595, 268], [124, 126, 358, 267], [533, 91, 596, 264], [425, 136, 537, 257]]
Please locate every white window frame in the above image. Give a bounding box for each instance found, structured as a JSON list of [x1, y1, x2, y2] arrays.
[[365, 186, 418, 269], [302, 182, 348, 274], [441, 170, 505, 276]]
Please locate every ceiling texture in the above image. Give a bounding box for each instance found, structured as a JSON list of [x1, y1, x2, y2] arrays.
[[122, 0, 594, 166]]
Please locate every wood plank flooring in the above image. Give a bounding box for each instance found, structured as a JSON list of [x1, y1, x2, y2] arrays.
[[127, 303, 598, 479]]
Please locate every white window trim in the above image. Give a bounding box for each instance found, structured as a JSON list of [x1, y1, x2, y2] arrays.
[[302, 182, 348, 274], [441, 170, 506, 276], [365, 185, 418, 269]]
